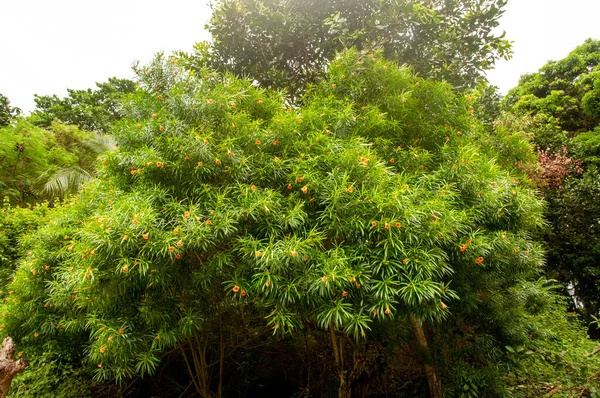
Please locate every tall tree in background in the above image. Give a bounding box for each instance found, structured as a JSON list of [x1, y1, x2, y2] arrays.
[[207, 0, 512, 96], [31, 78, 136, 133], [503, 39, 600, 322], [0, 94, 20, 128]]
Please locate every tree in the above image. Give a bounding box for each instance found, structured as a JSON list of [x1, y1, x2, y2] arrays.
[[0, 49, 551, 397], [31, 78, 136, 133], [503, 39, 600, 322], [206, 0, 512, 96], [0, 94, 20, 128], [0, 120, 113, 206]]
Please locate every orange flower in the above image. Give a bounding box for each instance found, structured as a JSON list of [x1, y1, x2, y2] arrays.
[[130, 169, 136, 175], [255, 251, 262, 258], [176, 240, 183, 247], [100, 346, 106, 354], [347, 187, 353, 193], [227, 150, 232, 157], [197, 162, 203, 167], [151, 113, 157, 119], [274, 156, 280, 162], [402, 259, 409, 265], [132, 219, 139, 224], [273, 140, 279, 146], [251, 185, 257, 191], [203, 139, 209, 145], [257, 99, 264, 104], [159, 125, 165, 131], [184, 211, 190, 218], [215, 159, 221, 165], [395, 222, 402, 228], [255, 139, 261, 145], [232, 285, 240, 293], [291, 251, 298, 257], [287, 184, 293, 190], [241, 290, 247, 297], [156, 161, 163, 168], [169, 246, 175, 252], [297, 176, 303, 183], [342, 291, 348, 297], [301, 185, 308, 194], [175, 253, 182, 260], [205, 219, 212, 225], [384, 308, 391, 315], [142, 233, 149, 240], [475, 257, 484, 264], [321, 276, 328, 283], [385, 223, 390, 229], [371, 221, 377, 227], [390, 158, 395, 163], [460, 244, 468, 252], [441, 301, 448, 310]]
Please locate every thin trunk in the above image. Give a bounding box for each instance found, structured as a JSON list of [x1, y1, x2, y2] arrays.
[[180, 344, 202, 396], [330, 323, 351, 398], [218, 305, 225, 398], [410, 316, 442, 398]]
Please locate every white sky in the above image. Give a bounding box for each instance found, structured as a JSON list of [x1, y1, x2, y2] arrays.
[[1, 0, 599, 113]]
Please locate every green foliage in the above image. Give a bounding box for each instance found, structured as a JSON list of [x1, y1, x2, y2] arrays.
[[0, 93, 21, 128], [9, 347, 93, 398], [0, 49, 553, 396], [505, 39, 600, 141], [504, 39, 600, 322], [32, 78, 136, 133], [0, 199, 50, 288], [0, 120, 112, 205], [207, 0, 512, 96]]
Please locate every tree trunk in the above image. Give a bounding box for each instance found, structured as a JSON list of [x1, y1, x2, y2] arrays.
[[0, 337, 27, 398], [338, 370, 351, 398], [410, 316, 442, 398]]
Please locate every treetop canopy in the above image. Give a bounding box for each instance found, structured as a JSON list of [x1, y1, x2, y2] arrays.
[[3, 49, 543, 381]]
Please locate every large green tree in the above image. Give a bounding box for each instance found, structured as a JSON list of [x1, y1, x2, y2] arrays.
[[1, 50, 563, 398], [207, 0, 512, 96], [31, 78, 136, 133], [504, 39, 600, 321], [0, 94, 20, 128]]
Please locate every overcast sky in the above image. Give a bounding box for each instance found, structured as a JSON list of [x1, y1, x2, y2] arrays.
[[1, 0, 599, 113]]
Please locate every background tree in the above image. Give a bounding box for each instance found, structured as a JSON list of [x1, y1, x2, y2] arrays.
[[31, 78, 136, 133], [206, 0, 512, 96], [503, 39, 600, 323], [0, 120, 113, 205], [0, 94, 21, 129]]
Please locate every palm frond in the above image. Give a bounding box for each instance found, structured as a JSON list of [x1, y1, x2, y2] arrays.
[[37, 166, 94, 199]]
